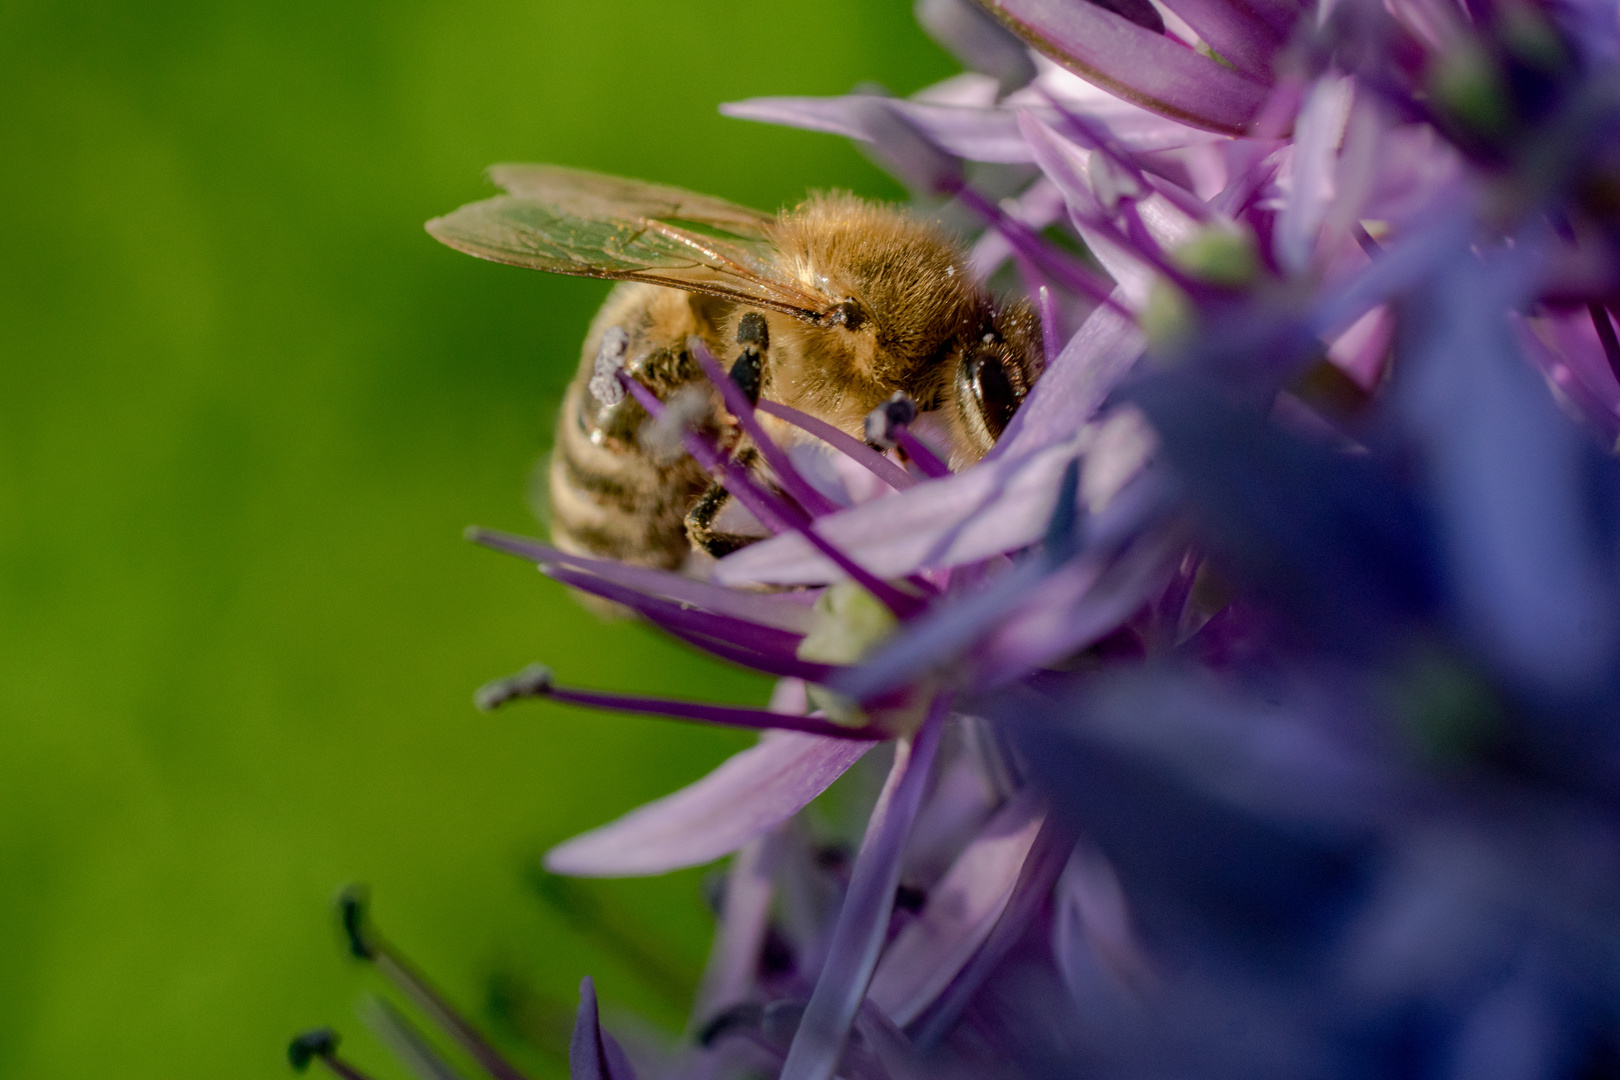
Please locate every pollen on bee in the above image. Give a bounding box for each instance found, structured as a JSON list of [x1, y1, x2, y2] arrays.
[[588, 326, 629, 406], [639, 385, 712, 464]]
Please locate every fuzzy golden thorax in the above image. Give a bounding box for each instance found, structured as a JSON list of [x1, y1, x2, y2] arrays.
[[742, 193, 992, 436]]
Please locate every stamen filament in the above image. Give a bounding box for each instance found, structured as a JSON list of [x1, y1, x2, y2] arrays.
[[1041, 90, 1213, 226], [949, 183, 1131, 317], [475, 663, 883, 741], [466, 528, 813, 634], [619, 372, 924, 617], [618, 371, 801, 532], [1037, 284, 1065, 363], [642, 619, 842, 683], [287, 1029, 383, 1080], [755, 401, 916, 491], [892, 427, 952, 479], [540, 563, 807, 656], [338, 892, 530, 1080], [690, 337, 841, 518]]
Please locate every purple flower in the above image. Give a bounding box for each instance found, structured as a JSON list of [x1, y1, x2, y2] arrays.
[[293, 0, 1620, 1077]]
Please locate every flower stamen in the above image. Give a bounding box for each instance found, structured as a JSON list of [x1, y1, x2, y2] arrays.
[[618, 370, 925, 616], [864, 393, 952, 479], [338, 888, 530, 1080], [475, 663, 885, 740], [287, 1029, 379, 1080]]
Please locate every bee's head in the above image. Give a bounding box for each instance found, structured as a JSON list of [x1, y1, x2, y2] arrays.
[[764, 194, 1045, 453]]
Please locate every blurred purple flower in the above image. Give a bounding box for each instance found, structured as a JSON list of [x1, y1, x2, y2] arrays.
[[295, 0, 1620, 1077]]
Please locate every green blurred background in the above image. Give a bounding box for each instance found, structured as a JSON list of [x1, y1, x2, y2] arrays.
[[0, 2, 954, 1076]]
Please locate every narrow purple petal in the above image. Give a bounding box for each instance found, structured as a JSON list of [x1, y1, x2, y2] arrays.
[[540, 564, 805, 656], [1016, 111, 1198, 303], [544, 732, 877, 877], [916, 0, 1037, 94], [721, 88, 1224, 165], [634, 618, 837, 683], [1403, 253, 1619, 686], [570, 977, 638, 1080], [1308, 193, 1474, 340], [1010, 61, 1233, 150], [1275, 76, 1354, 275], [541, 685, 876, 741], [690, 337, 841, 518], [867, 796, 1045, 1025], [713, 437, 1086, 586], [975, 520, 1182, 686], [837, 557, 1054, 699], [722, 95, 1038, 163], [837, 469, 1171, 698], [1051, 845, 1156, 1006], [910, 813, 1076, 1045], [696, 836, 776, 1020], [779, 700, 948, 1080], [1154, 0, 1291, 80], [466, 528, 813, 634], [979, 0, 1274, 136]]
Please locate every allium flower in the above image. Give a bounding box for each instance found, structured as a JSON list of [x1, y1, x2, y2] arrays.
[[292, 0, 1620, 1077]]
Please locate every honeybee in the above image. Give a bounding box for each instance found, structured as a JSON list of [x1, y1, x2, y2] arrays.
[[426, 165, 1044, 570]]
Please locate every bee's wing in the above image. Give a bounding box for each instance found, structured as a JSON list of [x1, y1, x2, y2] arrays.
[[488, 164, 775, 241], [426, 168, 837, 319]]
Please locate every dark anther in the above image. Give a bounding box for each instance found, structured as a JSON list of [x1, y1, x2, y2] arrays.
[[736, 311, 769, 350], [729, 350, 763, 407], [698, 1002, 766, 1047], [338, 885, 375, 960], [813, 843, 851, 875], [288, 1028, 340, 1072], [1043, 458, 1084, 562], [826, 299, 865, 331], [895, 884, 928, 913], [474, 663, 554, 712], [702, 867, 728, 916], [864, 392, 919, 449], [759, 926, 796, 976]]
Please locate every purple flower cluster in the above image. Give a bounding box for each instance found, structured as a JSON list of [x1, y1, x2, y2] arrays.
[[291, 0, 1620, 1077]]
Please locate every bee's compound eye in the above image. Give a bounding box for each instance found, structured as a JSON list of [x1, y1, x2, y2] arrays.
[[966, 353, 1018, 440]]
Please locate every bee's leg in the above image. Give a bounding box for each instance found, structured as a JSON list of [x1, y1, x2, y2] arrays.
[[684, 481, 756, 558]]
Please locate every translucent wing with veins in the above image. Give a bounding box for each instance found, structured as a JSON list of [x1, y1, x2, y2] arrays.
[[425, 165, 839, 319]]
